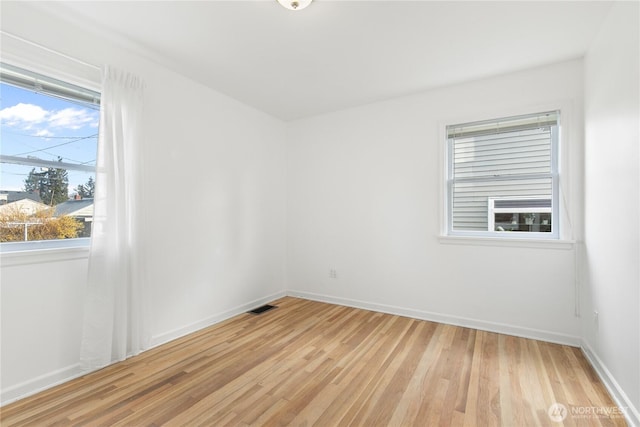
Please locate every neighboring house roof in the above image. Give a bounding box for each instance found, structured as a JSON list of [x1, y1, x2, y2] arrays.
[[0, 198, 50, 216], [53, 199, 94, 218], [0, 191, 42, 203]]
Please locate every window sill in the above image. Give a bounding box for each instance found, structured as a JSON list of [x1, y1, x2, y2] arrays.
[[438, 235, 575, 250], [0, 239, 90, 267]]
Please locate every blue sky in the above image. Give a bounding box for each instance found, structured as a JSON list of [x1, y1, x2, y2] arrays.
[[0, 83, 99, 193]]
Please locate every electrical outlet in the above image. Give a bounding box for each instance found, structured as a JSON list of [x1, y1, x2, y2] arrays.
[[329, 269, 337, 279], [593, 310, 599, 322]]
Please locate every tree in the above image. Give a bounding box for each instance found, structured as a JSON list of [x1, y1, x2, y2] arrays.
[[24, 169, 40, 194], [75, 176, 95, 199], [0, 205, 82, 242], [23, 157, 69, 205]]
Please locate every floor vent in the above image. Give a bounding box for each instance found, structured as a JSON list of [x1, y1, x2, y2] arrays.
[[248, 304, 277, 315]]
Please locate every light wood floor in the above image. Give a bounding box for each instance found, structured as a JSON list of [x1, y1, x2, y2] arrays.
[[1, 297, 626, 426]]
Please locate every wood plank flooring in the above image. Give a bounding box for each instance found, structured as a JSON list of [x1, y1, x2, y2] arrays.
[[0, 297, 627, 426]]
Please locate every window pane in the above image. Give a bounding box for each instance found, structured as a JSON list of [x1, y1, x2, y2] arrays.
[[453, 128, 552, 179], [451, 177, 553, 231], [1, 80, 98, 243], [447, 111, 558, 237], [493, 211, 552, 233]]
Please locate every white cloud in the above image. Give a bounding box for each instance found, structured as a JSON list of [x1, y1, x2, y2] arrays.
[[0, 103, 98, 133], [0, 103, 48, 125], [48, 108, 96, 130], [34, 129, 54, 137]]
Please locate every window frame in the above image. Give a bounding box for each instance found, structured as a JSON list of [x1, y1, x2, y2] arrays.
[[444, 110, 561, 240], [0, 61, 100, 253]]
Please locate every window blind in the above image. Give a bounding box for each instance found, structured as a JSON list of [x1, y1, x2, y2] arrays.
[[447, 111, 558, 139], [0, 62, 100, 110]]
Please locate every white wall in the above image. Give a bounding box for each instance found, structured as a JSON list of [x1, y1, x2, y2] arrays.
[[0, 2, 287, 403], [583, 2, 640, 423], [287, 60, 584, 344], [0, 251, 87, 402]]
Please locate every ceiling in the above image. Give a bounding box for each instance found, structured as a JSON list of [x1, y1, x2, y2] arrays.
[[35, 1, 612, 120]]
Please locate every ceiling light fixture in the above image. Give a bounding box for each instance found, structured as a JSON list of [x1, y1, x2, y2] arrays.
[[277, 0, 312, 11]]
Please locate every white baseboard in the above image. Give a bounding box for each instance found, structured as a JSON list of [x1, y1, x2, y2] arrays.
[[581, 341, 640, 427], [150, 290, 287, 348], [1, 363, 84, 406], [1, 290, 286, 407], [287, 290, 581, 347]]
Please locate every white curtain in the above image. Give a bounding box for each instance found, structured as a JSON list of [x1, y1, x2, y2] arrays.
[[80, 66, 149, 370]]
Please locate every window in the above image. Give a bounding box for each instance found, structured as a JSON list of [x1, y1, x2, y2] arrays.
[[446, 111, 559, 239], [0, 62, 100, 244]]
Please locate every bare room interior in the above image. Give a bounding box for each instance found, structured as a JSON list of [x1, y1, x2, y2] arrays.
[[0, 1, 638, 425]]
